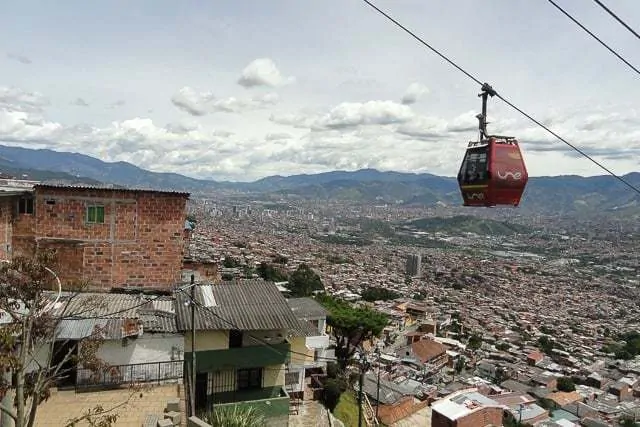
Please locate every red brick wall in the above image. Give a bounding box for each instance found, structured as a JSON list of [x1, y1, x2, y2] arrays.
[[13, 201, 36, 258], [28, 187, 188, 290], [0, 198, 14, 260], [378, 397, 429, 425], [432, 407, 504, 427]]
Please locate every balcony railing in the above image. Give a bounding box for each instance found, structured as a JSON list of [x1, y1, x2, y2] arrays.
[[76, 360, 183, 391]]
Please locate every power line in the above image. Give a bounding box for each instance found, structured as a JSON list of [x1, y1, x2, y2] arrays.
[[592, 0, 640, 41], [177, 287, 337, 362], [546, 0, 640, 77], [360, 0, 640, 198]]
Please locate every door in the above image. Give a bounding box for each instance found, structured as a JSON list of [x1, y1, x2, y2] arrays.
[[195, 372, 208, 411]]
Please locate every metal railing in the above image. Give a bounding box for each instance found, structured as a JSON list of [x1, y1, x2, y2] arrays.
[[76, 360, 183, 391]]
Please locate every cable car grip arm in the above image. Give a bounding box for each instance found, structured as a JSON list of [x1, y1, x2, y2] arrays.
[[477, 83, 497, 139]]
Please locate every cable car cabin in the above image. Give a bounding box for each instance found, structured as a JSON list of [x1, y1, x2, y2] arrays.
[[457, 136, 528, 207]]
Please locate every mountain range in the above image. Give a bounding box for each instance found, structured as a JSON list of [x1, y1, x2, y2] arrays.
[[0, 145, 638, 215]]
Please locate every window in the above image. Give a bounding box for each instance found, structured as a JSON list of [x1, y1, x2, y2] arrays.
[[86, 205, 105, 224], [461, 149, 488, 184], [229, 330, 243, 348], [18, 197, 34, 214], [237, 368, 262, 390]]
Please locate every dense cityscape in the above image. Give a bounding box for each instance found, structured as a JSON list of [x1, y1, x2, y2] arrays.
[[183, 194, 640, 426]]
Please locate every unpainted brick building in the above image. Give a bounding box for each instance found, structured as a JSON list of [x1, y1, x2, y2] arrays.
[[431, 388, 505, 427], [0, 182, 190, 290]]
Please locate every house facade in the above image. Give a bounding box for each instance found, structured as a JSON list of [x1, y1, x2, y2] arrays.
[[286, 297, 332, 397], [177, 279, 303, 426], [25, 291, 183, 389], [0, 181, 190, 290]]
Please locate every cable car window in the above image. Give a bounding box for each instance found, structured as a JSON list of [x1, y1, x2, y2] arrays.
[[462, 150, 488, 184]]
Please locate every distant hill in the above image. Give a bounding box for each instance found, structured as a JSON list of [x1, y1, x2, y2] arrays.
[[0, 145, 216, 191], [0, 144, 637, 214], [407, 215, 530, 235]]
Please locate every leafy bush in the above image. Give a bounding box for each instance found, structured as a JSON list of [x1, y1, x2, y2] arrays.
[[202, 406, 265, 427], [321, 379, 343, 412]]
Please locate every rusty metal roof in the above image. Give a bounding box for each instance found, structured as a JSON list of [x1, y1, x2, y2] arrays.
[[34, 183, 190, 197]]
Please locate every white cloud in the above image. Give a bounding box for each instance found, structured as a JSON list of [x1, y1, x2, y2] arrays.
[[314, 100, 414, 129], [171, 86, 279, 116], [271, 100, 415, 130], [265, 132, 292, 141], [0, 82, 639, 182], [0, 87, 49, 112], [401, 82, 429, 105], [237, 58, 295, 88]]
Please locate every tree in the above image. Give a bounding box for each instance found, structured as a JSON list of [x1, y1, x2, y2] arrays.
[[557, 377, 575, 392], [537, 336, 554, 354], [321, 379, 344, 412], [287, 264, 324, 297], [360, 287, 400, 302], [0, 251, 123, 427], [315, 294, 387, 370], [256, 262, 288, 282], [468, 334, 482, 351], [272, 254, 288, 265], [222, 256, 240, 268]]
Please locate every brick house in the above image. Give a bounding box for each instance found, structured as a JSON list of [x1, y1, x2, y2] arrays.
[[0, 181, 190, 290], [431, 388, 506, 427], [396, 337, 449, 373]]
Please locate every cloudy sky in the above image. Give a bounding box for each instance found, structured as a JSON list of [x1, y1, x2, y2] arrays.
[[1, 0, 639, 181]]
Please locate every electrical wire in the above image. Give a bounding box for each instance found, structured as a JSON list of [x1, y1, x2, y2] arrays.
[[592, 0, 640, 41], [360, 0, 640, 198], [176, 287, 338, 362], [546, 0, 640, 76]]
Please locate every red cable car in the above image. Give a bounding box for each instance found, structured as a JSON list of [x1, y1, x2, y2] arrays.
[[457, 83, 528, 207]]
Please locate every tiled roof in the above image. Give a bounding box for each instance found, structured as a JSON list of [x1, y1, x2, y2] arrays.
[[175, 279, 303, 332], [287, 297, 329, 319], [34, 183, 190, 197], [410, 339, 447, 363]]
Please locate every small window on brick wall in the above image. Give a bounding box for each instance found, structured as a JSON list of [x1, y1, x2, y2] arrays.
[[18, 197, 34, 214], [86, 205, 105, 224]]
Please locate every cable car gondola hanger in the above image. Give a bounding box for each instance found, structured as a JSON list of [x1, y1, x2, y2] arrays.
[[457, 83, 529, 208], [361, 0, 640, 199]]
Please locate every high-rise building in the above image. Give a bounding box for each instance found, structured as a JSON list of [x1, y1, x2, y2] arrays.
[[405, 253, 422, 277]]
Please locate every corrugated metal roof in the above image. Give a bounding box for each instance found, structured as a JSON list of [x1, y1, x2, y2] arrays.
[[287, 297, 329, 319], [46, 292, 177, 335], [56, 318, 108, 339], [34, 183, 190, 197], [139, 310, 178, 334], [175, 279, 303, 332], [52, 293, 146, 318]]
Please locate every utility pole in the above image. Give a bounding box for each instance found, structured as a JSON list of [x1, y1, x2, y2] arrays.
[[375, 348, 381, 422], [190, 274, 196, 417], [357, 353, 369, 427]]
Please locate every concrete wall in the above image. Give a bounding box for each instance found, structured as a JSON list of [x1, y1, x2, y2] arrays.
[[186, 329, 286, 352], [97, 334, 183, 365]]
